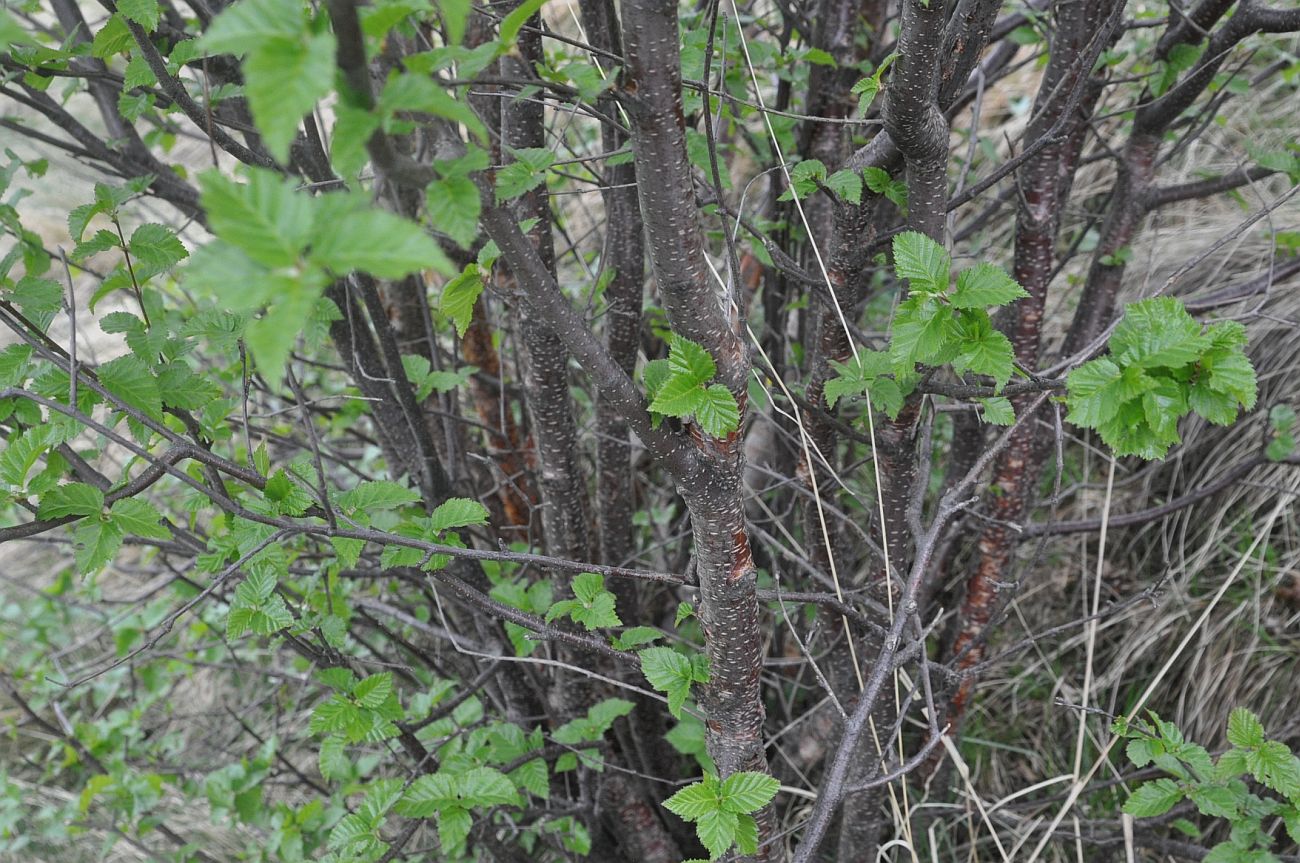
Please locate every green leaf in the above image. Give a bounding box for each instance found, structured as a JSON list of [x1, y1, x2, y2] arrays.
[[1246, 741, 1300, 797], [648, 375, 707, 417], [318, 735, 350, 782], [440, 264, 485, 338], [438, 806, 472, 855], [694, 384, 741, 438], [1066, 359, 1137, 428], [498, 0, 547, 46], [824, 169, 862, 204], [119, 0, 160, 31], [640, 647, 694, 718], [74, 517, 124, 574], [426, 175, 481, 248], [663, 781, 718, 821], [495, 147, 554, 201], [199, 0, 304, 55], [612, 626, 663, 651], [571, 591, 621, 631], [198, 170, 314, 267], [311, 204, 452, 279], [38, 483, 105, 519], [1188, 784, 1241, 819], [1109, 297, 1207, 369], [571, 572, 605, 604], [98, 354, 162, 421], [109, 498, 170, 540], [396, 774, 458, 817], [1123, 778, 1183, 817], [1283, 805, 1300, 845], [978, 396, 1014, 425], [718, 772, 779, 814], [951, 263, 1028, 309], [890, 296, 957, 367], [1227, 708, 1265, 748], [778, 158, 825, 201], [951, 314, 1015, 391], [337, 481, 422, 512], [734, 813, 759, 856], [128, 223, 188, 277], [352, 673, 393, 709], [244, 32, 337, 164], [696, 807, 739, 860], [823, 350, 891, 409], [458, 766, 520, 807], [428, 497, 489, 534], [667, 335, 717, 386], [378, 72, 485, 141], [892, 231, 950, 294]]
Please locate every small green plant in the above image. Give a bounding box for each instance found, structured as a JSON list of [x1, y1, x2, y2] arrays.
[[1115, 708, 1300, 862], [639, 646, 711, 718], [1066, 297, 1257, 459], [663, 771, 780, 860], [643, 335, 741, 438]]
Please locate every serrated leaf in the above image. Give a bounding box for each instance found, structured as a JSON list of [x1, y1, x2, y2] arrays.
[[892, 231, 950, 294], [890, 296, 957, 367], [98, 354, 162, 421], [951, 263, 1028, 309], [696, 807, 739, 859], [199, 0, 304, 55], [1227, 708, 1265, 748], [426, 175, 481, 248], [952, 315, 1015, 391], [1188, 784, 1241, 819], [198, 170, 314, 267], [243, 32, 336, 164], [396, 774, 458, 817], [667, 336, 717, 386], [109, 498, 170, 539], [1066, 359, 1141, 428], [318, 735, 350, 782], [571, 592, 621, 631], [571, 572, 604, 604], [74, 517, 124, 574], [38, 483, 104, 519], [119, 0, 160, 30], [311, 204, 452, 278], [440, 264, 485, 338], [978, 396, 1014, 425], [128, 223, 187, 277], [1110, 297, 1208, 369], [1123, 778, 1183, 817], [352, 673, 393, 709], [612, 626, 663, 650], [824, 169, 862, 204], [648, 375, 707, 417], [428, 497, 488, 533], [663, 782, 718, 820], [694, 384, 740, 437], [458, 766, 520, 807], [719, 772, 779, 814], [438, 806, 472, 855], [336, 480, 422, 512]]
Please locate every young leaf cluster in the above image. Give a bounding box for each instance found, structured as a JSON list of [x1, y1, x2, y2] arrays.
[[1065, 297, 1257, 459], [644, 335, 741, 438], [1115, 708, 1300, 863], [662, 771, 780, 860], [639, 646, 711, 718]]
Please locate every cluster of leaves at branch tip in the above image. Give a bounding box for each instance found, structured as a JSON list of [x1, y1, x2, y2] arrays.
[[824, 231, 1028, 425], [823, 231, 1258, 457], [1064, 296, 1256, 459], [663, 770, 780, 861], [1115, 708, 1300, 863], [642, 335, 742, 438]]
